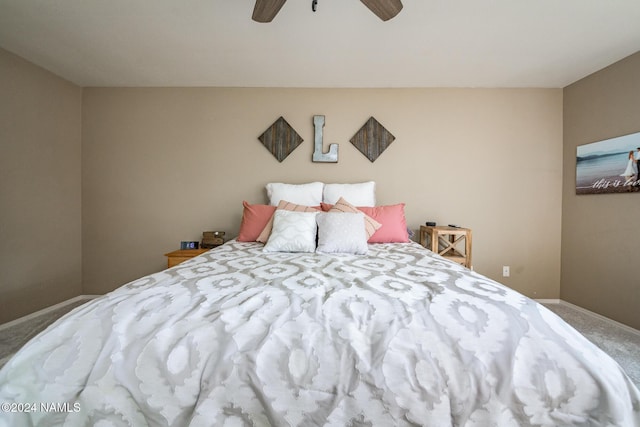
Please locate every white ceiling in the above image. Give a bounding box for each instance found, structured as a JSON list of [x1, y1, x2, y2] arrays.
[[1, 0, 639, 88]]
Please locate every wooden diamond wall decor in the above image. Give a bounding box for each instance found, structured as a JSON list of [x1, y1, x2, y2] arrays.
[[350, 117, 395, 162], [258, 116, 303, 162]]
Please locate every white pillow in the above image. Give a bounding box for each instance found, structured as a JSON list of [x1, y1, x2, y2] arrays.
[[323, 181, 376, 206], [316, 212, 368, 255], [266, 182, 324, 206], [263, 210, 318, 253]]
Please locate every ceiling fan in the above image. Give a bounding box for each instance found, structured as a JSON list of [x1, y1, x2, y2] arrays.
[[252, 0, 403, 23]]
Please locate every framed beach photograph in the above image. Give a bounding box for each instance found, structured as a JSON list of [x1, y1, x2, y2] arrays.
[[576, 131, 640, 195]]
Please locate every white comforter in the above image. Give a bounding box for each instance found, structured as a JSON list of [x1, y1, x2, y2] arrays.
[[1, 241, 639, 426]]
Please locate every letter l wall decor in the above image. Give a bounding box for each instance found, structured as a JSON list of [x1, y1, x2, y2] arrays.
[[312, 115, 339, 163]]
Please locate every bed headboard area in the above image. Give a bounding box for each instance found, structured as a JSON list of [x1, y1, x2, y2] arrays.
[[80, 87, 562, 298]]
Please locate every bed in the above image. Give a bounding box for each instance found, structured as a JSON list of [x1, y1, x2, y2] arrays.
[[1, 182, 639, 426]]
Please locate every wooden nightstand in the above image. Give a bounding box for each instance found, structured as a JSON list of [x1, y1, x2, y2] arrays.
[[420, 225, 472, 268], [164, 248, 209, 268]]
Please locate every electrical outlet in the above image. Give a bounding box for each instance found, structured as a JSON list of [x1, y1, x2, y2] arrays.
[[502, 266, 510, 277]]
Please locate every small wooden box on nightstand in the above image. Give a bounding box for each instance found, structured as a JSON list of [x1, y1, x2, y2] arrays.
[[164, 248, 209, 268], [420, 225, 472, 268]]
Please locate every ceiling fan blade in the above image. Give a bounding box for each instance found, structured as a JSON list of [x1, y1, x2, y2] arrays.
[[252, 0, 287, 22], [360, 0, 403, 21]]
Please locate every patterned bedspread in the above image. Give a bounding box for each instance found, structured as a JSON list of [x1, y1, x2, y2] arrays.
[[1, 241, 639, 426]]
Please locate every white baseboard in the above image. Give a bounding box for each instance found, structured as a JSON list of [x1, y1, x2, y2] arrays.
[[534, 299, 561, 304], [0, 295, 100, 332], [557, 300, 640, 338], [537, 298, 640, 338]]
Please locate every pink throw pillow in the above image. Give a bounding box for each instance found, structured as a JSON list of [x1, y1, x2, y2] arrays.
[[237, 201, 277, 242], [321, 202, 410, 243], [320, 203, 334, 212], [256, 200, 321, 243], [359, 204, 409, 243]]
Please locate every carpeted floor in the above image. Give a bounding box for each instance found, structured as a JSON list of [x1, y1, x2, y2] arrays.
[[0, 299, 88, 368], [542, 302, 640, 388], [0, 300, 638, 389]]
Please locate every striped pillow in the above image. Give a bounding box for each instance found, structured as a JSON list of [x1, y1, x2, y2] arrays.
[[328, 197, 381, 239], [256, 200, 320, 243]]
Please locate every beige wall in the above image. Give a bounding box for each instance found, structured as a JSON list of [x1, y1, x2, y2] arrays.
[[82, 87, 563, 297], [562, 51, 640, 330], [0, 48, 82, 323]]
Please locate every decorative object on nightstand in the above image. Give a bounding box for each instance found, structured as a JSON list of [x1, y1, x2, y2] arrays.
[[201, 231, 225, 248], [164, 248, 209, 268], [420, 225, 472, 268]]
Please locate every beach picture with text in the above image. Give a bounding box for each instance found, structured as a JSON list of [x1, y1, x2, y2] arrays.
[[576, 131, 640, 195]]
